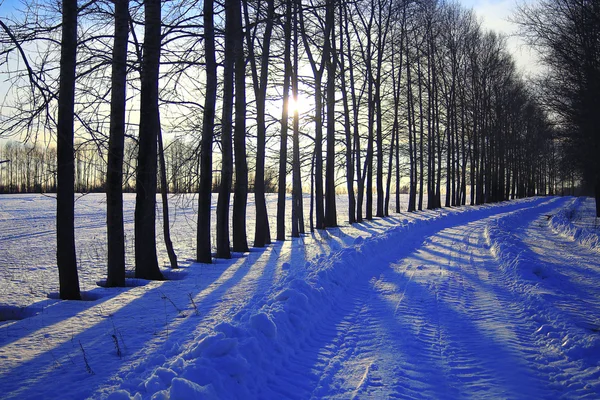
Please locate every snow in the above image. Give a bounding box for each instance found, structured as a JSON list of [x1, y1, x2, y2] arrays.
[[1, 194, 600, 399]]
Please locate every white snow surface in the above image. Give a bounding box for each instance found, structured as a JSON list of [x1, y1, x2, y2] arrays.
[[1, 194, 600, 399]]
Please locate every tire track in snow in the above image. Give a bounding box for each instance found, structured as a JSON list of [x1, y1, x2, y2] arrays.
[[298, 199, 558, 399], [431, 219, 552, 398], [493, 199, 600, 396]]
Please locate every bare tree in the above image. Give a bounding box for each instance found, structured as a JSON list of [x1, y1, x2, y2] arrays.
[[277, 0, 293, 240], [197, 0, 217, 263], [516, 0, 600, 213], [134, 0, 163, 280], [291, 0, 305, 237], [299, 0, 327, 229], [216, 0, 237, 259], [105, 0, 129, 287], [244, 0, 274, 246], [158, 124, 178, 269], [338, 0, 356, 223], [324, 0, 337, 227], [56, 0, 81, 299], [232, 0, 249, 252]]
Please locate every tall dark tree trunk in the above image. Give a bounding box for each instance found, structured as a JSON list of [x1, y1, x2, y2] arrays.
[[291, 0, 305, 236], [217, 0, 236, 259], [434, 62, 442, 209], [385, 120, 395, 216], [339, 3, 355, 224], [406, 43, 416, 212], [391, 8, 405, 215], [324, 0, 337, 228], [135, 0, 163, 280], [232, 0, 248, 252], [426, 44, 435, 211], [244, 0, 275, 247], [56, 0, 81, 300], [417, 54, 425, 211], [344, 4, 363, 222], [375, 0, 391, 218], [300, 10, 325, 229], [277, 0, 293, 240], [366, 75, 374, 220], [375, 73, 384, 217], [158, 124, 178, 269], [363, 10, 374, 221], [310, 151, 315, 231], [315, 126, 325, 230], [106, 0, 129, 287], [197, 0, 216, 263], [365, 15, 374, 220], [461, 99, 467, 205]]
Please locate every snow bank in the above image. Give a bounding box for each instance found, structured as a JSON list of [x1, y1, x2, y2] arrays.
[[485, 197, 600, 395], [485, 203, 554, 284], [549, 197, 600, 252]]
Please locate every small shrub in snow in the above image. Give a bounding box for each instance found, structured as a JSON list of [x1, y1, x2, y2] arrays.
[[79, 340, 94, 375]]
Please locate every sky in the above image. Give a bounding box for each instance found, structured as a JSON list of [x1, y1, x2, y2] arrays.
[[461, 0, 540, 76], [0, 0, 540, 79], [0, 0, 539, 144], [0, 0, 21, 17]]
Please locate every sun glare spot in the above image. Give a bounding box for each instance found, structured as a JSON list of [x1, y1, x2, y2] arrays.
[[287, 96, 309, 115]]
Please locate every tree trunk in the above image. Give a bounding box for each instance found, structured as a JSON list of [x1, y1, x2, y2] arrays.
[[344, 3, 363, 222], [434, 63, 442, 209], [391, 9, 405, 215], [375, 0, 389, 218], [310, 83, 324, 228], [291, 0, 305, 236], [197, 0, 216, 263], [245, 0, 275, 247], [56, 0, 81, 300], [158, 125, 178, 269], [217, 0, 236, 259], [324, 0, 337, 228], [299, 0, 328, 229], [385, 120, 395, 216], [135, 0, 163, 280], [339, 3, 355, 224], [232, 0, 248, 252], [277, 0, 292, 240], [106, 0, 128, 287], [365, 17, 374, 220], [417, 54, 425, 211], [406, 42, 416, 212]]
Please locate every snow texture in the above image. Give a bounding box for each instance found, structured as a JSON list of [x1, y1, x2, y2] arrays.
[[1, 194, 600, 399]]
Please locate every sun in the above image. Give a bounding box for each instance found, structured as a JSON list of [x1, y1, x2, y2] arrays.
[[286, 95, 310, 115]]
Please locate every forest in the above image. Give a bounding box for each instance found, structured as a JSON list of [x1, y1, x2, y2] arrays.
[[0, 0, 598, 298]]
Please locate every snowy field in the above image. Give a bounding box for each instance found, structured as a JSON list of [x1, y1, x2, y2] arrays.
[[0, 193, 411, 310], [1, 194, 600, 399]]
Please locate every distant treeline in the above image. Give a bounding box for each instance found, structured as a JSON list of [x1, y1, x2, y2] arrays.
[[0, 140, 279, 194]]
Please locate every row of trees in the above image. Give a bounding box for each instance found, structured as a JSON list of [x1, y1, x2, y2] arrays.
[[0, 141, 57, 193], [0, 139, 260, 194], [0, 138, 282, 194], [515, 0, 600, 214], [0, 0, 559, 298]]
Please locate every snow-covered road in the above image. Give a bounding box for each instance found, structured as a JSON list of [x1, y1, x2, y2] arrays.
[[1, 196, 600, 399], [242, 196, 582, 399], [308, 209, 549, 398]]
